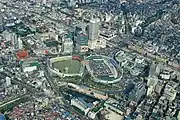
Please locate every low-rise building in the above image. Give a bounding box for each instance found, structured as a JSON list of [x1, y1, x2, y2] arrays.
[[71, 98, 90, 115]]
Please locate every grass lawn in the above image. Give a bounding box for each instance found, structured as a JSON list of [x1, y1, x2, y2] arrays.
[[52, 60, 81, 74]]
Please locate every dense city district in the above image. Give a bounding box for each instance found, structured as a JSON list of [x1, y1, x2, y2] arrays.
[[0, 0, 179, 120]]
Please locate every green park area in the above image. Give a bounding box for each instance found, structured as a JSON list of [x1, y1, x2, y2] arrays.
[[52, 60, 81, 74]]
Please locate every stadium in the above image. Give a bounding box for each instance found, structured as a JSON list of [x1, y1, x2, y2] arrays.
[[85, 55, 123, 84], [47, 56, 85, 77]]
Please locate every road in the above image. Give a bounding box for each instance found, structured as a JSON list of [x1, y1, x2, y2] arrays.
[[0, 94, 29, 108], [0, 71, 38, 93], [107, 37, 180, 71], [44, 70, 61, 96], [45, 66, 90, 119], [42, 62, 66, 104], [11, 79, 37, 93]]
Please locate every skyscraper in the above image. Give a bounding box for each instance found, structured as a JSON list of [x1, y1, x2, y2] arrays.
[[0, 14, 4, 32], [41, 0, 47, 5], [74, 23, 89, 52], [5, 77, 11, 87], [63, 38, 73, 54], [17, 37, 23, 50], [76, 31, 89, 52], [88, 18, 100, 41]]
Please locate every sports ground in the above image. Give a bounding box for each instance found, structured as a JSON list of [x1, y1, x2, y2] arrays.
[[85, 55, 123, 84], [52, 60, 81, 74]]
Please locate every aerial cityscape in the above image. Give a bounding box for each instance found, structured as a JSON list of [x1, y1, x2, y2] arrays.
[[0, 0, 179, 120]]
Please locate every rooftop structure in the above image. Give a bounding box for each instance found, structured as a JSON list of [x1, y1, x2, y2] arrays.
[[20, 59, 39, 72], [16, 50, 28, 60], [68, 83, 108, 100], [71, 98, 90, 115], [115, 50, 147, 76], [0, 114, 5, 120]]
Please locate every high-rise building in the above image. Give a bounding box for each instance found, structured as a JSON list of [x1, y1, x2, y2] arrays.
[[41, 0, 47, 5], [76, 31, 89, 52], [2, 30, 11, 41], [17, 37, 23, 49], [135, 82, 146, 102], [74, 23, 89, 52], [129, 82, 146, 103], [88, 18, 100, 41], [2, 31, 18, 49], [68, 0, 76, 7], [11, 33, 18, 47], [155, 80, 164, 95], [0, 15, 4, 32], [5, 77, 11, 87], [2, 31, 17, 44], [63, 38, 73, 54]]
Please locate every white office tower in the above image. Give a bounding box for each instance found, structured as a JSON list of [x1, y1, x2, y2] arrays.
[[0, 15, 4, 32], [155, 63, 162, 75], [68, 0, 76, 7], [2, 31, 18, 48], [6, 77, 11, 87], [11, 33, 18, 47], [63, 38, 73, 54], [2, 30, 11, 41], [55, 34, 59, 41], [147, 76, 158, 96], [41, 0, 47, 5], [89, 18, 100, 41], [17, 37, 23, 49]]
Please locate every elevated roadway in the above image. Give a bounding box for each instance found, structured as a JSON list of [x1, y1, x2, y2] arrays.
[[106, 38, 180, 71]]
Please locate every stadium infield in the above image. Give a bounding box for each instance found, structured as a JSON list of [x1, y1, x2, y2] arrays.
[[52, 59, 81, 74]]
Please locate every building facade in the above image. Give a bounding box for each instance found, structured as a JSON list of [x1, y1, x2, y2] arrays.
[[63, 38, 73, 54], [76, 31, 89, 52], [88, 18, 100, 41]]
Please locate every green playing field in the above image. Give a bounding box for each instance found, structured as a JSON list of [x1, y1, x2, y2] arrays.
[[52, 60, 81, 74]]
